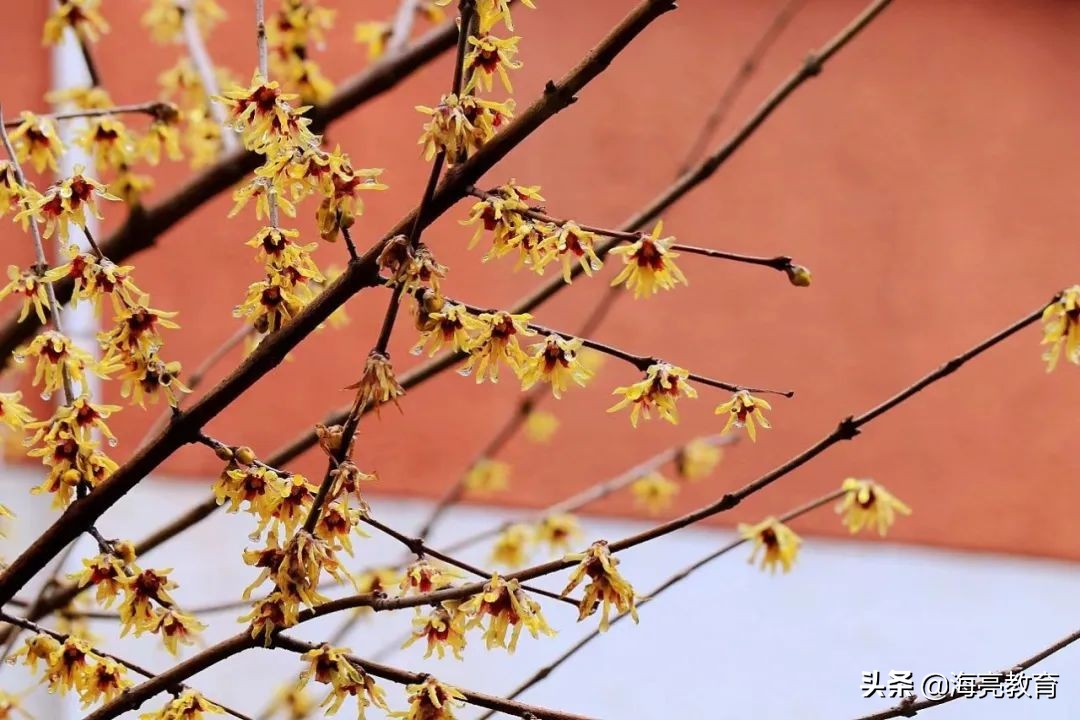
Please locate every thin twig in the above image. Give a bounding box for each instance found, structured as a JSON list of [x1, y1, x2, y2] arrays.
[[676, 0, 808, 174], [444, 295, 794, 396], [1, 102, 176, 128], [273, 634, 597, 720], [0, 13, 475, 362], [853, 629, 1080, 720], [27, 0, 888, 611], [467, 185, 799, 276], [305, 293, 1051, 618], [475, 488, 846, 717], [0, 612, 255, 720]]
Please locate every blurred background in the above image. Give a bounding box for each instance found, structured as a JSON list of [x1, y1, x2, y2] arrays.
[[1, 1, 1078, 718]]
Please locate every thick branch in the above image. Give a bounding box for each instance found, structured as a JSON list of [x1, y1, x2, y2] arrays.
[[0, 0, 678, 608]]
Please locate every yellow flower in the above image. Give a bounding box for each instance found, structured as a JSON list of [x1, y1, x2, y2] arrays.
[[184, 108, 225, 167], [461, 575, 554, 652], [378, 237, 447, 294], [391, 678, 466, 720], [561, 540, 638, 631], [0, 161, 29, 218], [139, 691, 223, 720], [118, 567, 178, 637], [412, 298, 481, 357], [16, 331, 102, 400], [109, 169, 155, 206], [43, 0, 109, 45], [264, 683, 317, 720], [460, 310, 534, 383], [402, 602, 468, 660], [739, 517, 801, 574], [400, 559, 460, 595], [836, 478, 911, 536], [0, 690, 31, 720], [298, 644, 388, 718], [553, 222, 603, 283], [715, 390, 772, 442], [345, 350, 405, 414], [609, 220, 688, 298], [464, 458, 510, 495], [46, 246, 144, 312], [524, 409, 559, 443], [81, 656, 130, 708], [0, 266, 51, 324], [1041, 285, 1080, 371], [152, 608, 205, 656], [608, 362, 697, 427], [534, 513, 581, 554], [11, 633, 61, 676], [354, 21, 392, 60], [490, 523, 531, 568], [18, 168, 118, 241], [8, 112, 65, 173], [416, 94, 515, 163], [518, 334, 593, 398], [216, 73, 315, 152], [139, 118, 184, 165], [676, 437, 723, 480], [234, 275, 307, 334], [142, 0, 225, 44], [464, 34, 522, 93], [630, 472, 679, 514], [118, 352, 189, 407], [98, 301, 180, 365], [71, 544, 134, 607], [76, 117, 138, 170]]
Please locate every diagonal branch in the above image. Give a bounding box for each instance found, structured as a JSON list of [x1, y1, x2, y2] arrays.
[[41, 0, 896, 599], [475, 487, 846, 717], [0, 15, 465, 366], [273, 634, 596, 720], [0, 0, 679, 608]]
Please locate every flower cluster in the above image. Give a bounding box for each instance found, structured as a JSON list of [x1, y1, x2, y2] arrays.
[[460, 574, 554, 652], [416, 0, 534, 164], [139, 691, 224, 720], [462, 183, 604, 281], [562, 540, 638, 631], [298, 644, 388, 718], [218, 70, 384, 344], [391, 677, 466, 720], [608, 362, 698, 427], [490, 513, 583, 568], [12, 633, 130, 708], [71, 542, 204, 654], [267, 1, 337, 104]]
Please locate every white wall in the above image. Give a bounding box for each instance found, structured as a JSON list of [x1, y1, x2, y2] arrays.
[[1, 470, 1078, 719]]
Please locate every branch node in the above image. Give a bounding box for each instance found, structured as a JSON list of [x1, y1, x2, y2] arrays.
[[803, 52, 823, 77], [835, 416, 860, 440]]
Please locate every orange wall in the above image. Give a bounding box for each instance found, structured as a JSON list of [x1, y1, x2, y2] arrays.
[[3, 1, 1080, 559]]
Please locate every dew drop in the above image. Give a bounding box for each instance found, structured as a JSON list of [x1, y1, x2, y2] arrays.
[[409, 346, 422, 357], [108, 437, 119, 448], [40, 392, 51, 401], [457, 367, 472, 377]]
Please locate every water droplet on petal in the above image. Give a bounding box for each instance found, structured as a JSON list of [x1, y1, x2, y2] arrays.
[[40, 392, 51, 401], [107, 437, 118, 448]]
